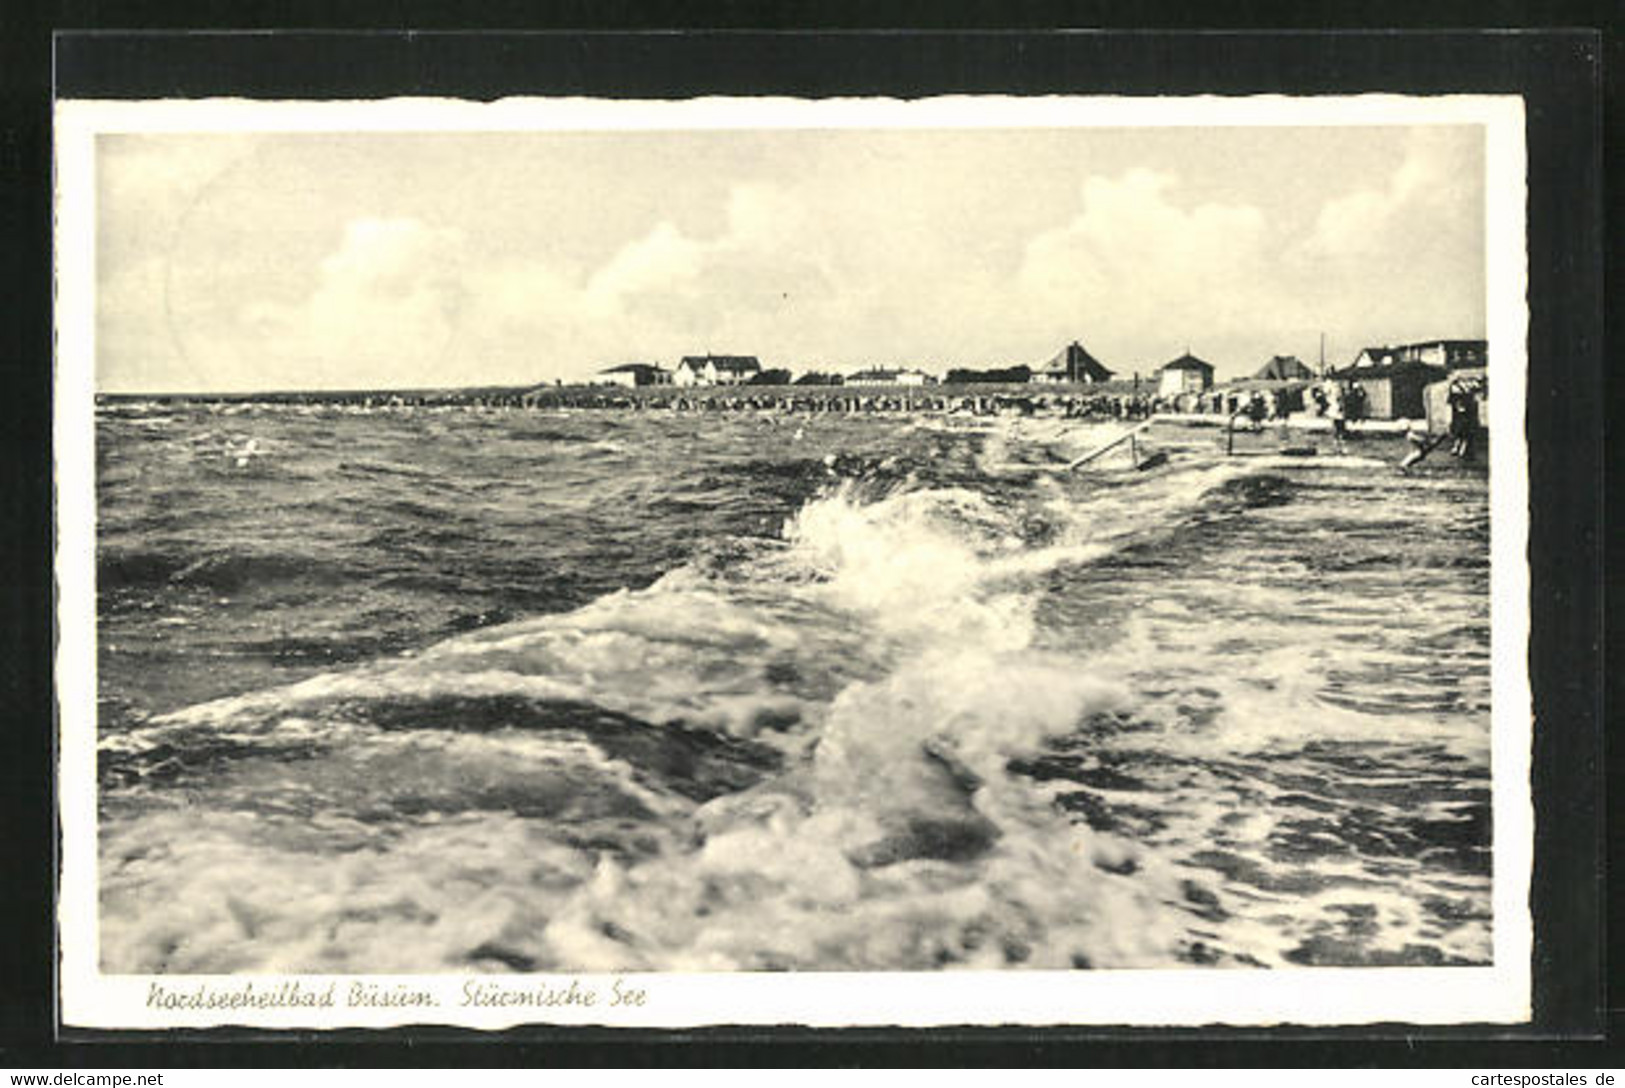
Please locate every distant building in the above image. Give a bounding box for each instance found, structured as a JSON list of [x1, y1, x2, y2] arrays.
[[1157, 352, 1216, 397], [1392, 339, 1487, 369], [674, 354, 762, 386], [1350, 339, 1487, 372], [1033, 340, 1114, 384], [944, 365, 1031, 385], [1350, 346, 1392, 369], [793, 371, 845, 386], [846, 367, 935, 387], [1253, 354, 1315, 381], [593, 362, 671, 388]]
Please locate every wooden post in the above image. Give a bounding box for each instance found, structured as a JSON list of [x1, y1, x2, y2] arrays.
[[1066, 418, 1158, 470]]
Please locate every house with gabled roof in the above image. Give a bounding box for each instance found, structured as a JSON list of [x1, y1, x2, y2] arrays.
[[1353, 342, 1487, 371], [1032, 340, 1115, 384], [674, 354, 762, 387], [1253, 354, 1315, 381]]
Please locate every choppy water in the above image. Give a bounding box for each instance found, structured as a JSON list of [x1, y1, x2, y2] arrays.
[[95, 403, 1492, 974]]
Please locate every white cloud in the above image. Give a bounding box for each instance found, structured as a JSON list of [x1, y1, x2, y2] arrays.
[[94, 128, 1486, 391], [583, 222, 707, 318], [213, 217, 470, 388], [1299, 130, 1478, 263], [1016, 169, 1281, 365], [552, 183, 841, 365], [1288, 131, 1485, 353]]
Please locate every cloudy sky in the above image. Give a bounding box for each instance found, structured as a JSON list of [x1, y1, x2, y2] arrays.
[[95, 123, 1485, 392]]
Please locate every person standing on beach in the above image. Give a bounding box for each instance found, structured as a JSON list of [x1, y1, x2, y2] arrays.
[[1310, 384, 1329, 417], [1447, 378, 1481, 459], [1246, 390, 1268, 430], [1324, 380, 1348, 452]]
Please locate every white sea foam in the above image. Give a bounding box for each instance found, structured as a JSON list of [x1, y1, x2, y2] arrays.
[[97, 425, 1492, 974]]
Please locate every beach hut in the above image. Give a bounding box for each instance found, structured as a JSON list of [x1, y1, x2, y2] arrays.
[[1422, 367, 1489, 435], [1157, 353, 1216, 397], [1033, 341, 1115, 384], [1332, 359, 1446, 420]]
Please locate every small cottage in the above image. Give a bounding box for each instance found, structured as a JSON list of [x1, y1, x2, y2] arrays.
[[1157, 352, 1216, 397]]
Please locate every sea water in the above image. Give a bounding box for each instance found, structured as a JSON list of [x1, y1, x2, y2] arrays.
[[93, 403, 1492, 973]]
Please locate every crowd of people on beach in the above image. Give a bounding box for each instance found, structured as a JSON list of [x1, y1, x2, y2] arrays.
[[1059, 394, 1155, 420], [1157, 386, 1309, 422], [1157, 373, 1484, 469], [510, 370, 1487, 476]]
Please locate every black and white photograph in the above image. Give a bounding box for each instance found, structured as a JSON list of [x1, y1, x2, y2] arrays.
[[54, 93, 1531, 1029]]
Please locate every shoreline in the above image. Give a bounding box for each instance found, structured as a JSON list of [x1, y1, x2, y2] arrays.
[[96, 386, 1474, 438]]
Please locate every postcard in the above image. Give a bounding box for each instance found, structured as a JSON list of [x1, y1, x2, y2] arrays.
[[55, 92, 1530, 1029]]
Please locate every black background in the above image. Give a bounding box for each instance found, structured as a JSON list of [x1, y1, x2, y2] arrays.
[[1, 8, 1616, 1069]]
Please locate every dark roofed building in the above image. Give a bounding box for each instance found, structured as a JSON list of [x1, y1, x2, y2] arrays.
[[1253, 354, 1315, 381], [1157, 352, 1216, 396], [1350, 339, 1486, 377], [594, 362, 671, 388], [1033, 340, 1115, 384], [793, 370, 844, 386]]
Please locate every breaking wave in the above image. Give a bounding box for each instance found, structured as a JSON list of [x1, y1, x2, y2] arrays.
[[95, 410, 1493, 974]]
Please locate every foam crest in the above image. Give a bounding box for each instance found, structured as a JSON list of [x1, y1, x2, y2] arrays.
[[780, 482, 1046, 651], [813, 648, 1130, 804], [95, 412, 1492, 974]]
